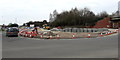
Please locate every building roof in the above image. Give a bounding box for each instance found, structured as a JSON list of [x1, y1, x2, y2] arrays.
[[111, 17, 120, 21]]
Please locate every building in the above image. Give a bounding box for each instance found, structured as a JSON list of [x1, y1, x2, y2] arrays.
[[110, 17, 120, 28], [94, 1, 120, 28], [94, 17, 112, 28]]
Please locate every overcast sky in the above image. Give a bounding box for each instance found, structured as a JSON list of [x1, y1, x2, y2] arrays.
[[0, 0, 119, 25]]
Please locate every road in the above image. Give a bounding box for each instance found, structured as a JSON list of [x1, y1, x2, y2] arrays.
[[2, 32, 118, 58]]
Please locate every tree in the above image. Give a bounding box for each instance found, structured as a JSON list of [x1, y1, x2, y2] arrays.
[[50, 7, 109, 28], [98, 11, 108, 18], [23, 23, 26, 26], [43, 20, 48, 24], [8, 23, 19, 27]]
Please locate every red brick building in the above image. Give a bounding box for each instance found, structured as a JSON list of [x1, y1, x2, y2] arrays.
[[94, 17, 112, 28], [93, 17, 120, 28]]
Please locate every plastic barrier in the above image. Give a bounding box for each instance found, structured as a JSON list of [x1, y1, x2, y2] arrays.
[[29, 34, 33, 38], [100, 33, 103, 36], [72, 33, 76, 39], [40, 34, 43, 38], [88, 33, 91, 38], [50, 35, 53, 39], [56, 35, 60, 39]]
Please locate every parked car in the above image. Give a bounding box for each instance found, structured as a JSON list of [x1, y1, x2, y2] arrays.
[[6, 27, 19, 37]]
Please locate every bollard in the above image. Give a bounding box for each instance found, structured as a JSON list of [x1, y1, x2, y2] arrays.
[[88, 33, 91, 38]]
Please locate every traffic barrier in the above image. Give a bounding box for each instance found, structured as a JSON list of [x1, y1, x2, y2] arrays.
[[109, 31, 112, 35], [25, 34, 28, 37], [84, 35, 86, 38], [56, 35, 60, 39], [116, 30, 118, 32], [29, 34, 33, 38], [88, 33, 91, 38], [72, 33, 76, 39], [40, 34, 43, 38], [100, 33, 103, 36], [110, 31, 113, 34], [107, 31, 110, 35], [50, 35, 53, 39], [114, 30, 118, 33], [105, 32, 108, 35]]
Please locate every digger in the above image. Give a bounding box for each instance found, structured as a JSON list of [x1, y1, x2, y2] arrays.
[[43, 24, 50, 30]]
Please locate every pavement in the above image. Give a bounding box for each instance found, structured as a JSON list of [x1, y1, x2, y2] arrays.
[[2, 31, 118, 58]]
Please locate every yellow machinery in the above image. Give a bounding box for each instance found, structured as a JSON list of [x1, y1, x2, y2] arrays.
[[43, 24, 50, 30]]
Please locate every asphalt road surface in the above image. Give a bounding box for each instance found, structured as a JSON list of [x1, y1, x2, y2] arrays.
[[2, 32, 118, 58]]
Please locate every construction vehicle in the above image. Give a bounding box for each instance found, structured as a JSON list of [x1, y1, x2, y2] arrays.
[[43, 24, 50, 30]]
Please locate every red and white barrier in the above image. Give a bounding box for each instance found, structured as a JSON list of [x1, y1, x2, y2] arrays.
[[40, 34, 43, 38], [100, 33, 103, 36], [50, 35, 53, 39], [108, 31, 110, 35], [56, 35, 60, 39], [115, 30, 118, 32], [72, 33, 75, 39], [109, 31, 113, 35], [88, 33, 91, 38], [29, 34, 33, 38], [105, 32, 108, 35], [25, 34, 28, 37]]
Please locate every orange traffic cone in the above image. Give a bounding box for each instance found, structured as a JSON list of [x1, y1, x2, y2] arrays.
[[72, 33, 76, 39], [56, 35, 60, 39], [88, 33, 91, 38], [40, 34, 43, 38], [106, 32, 108, 35], [50, 35, 53, 39], [100, 33, 103, 36]]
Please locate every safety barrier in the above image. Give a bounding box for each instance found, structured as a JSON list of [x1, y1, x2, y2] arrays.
[[61, 28, 108, 33], [56, 35, 60, 39], [72, 33, 76, 39], [88, 33, 91, 38]]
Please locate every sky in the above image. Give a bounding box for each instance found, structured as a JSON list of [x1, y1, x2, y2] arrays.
[[0, 0, 119, 25]]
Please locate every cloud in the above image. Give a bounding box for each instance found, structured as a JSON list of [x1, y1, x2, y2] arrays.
[[0, 0, 119, 25]]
